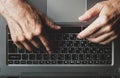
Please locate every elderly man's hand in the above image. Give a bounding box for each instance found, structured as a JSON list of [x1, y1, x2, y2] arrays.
[[0, 0, 61, 53], [78, 0, 120, 45]]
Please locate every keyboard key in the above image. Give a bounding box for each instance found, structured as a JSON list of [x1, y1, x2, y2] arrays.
[[64, 61, 69, 64], [82, 61, 87, 64], [72, 54, 78, 60], [27, 61, 32, 64], [58, 54, 64, 60], [61, 48, 68, 53], [88, 61, 93, 64], [76, 61, 81, 64], [18, 49, 25, 53], [65, 54, 71, 60], [62, 33, 69, 40], [51, 61, 56, 64], [45, 61, 51, 64], [86, 54, 91, 60], [100, 61, 105, 64], [94, 61, 99, 64], [36, 54, 42, 60], [29, 54, 36, 60], [8, 42, 17, 53], [100, 54, 106, 60], [39, 61, 44, 64], [58, 61, 63, 64], [79, 54, 85, 60], [22, 54, 28, 60], [33, 61, 38, 64], [69, 34, 76, 40], [14, 61, 20, 64], [21, 61, 26, 64], [8, 54, 21, 60], [92, 54, 99, 60], [74, 41, 80, 46], [8, 34, 11, 40], [76, 48, 82, 53], [70, 61, 75, 64], [66, 41, 74, 47], [51, 54, 57, 60], [106, 61, 112, 64], [8, 61, 13, 64], [68, 48, 75, 53], [43, 54, 49, 60], [106, 54, 112, 60]]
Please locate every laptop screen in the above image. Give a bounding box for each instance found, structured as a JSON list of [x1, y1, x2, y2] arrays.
[[47, 0, 87, 22]]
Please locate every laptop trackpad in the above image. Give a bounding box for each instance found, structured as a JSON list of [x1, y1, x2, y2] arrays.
[[47, 0, 86, 22]]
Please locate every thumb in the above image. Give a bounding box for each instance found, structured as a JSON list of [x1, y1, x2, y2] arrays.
[[79, 3, 103, 21]]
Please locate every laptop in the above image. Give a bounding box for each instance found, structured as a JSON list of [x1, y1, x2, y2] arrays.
[[0, 0, 120, 78]]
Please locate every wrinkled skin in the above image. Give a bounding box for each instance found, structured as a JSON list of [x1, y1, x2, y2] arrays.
[[78, 0, 120, 45], [0, 0, 61, 53]]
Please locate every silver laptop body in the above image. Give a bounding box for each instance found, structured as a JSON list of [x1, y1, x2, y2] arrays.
[[0, 0, 120, 78]]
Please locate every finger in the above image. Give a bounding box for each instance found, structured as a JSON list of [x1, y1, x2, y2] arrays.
[[89, 25, 113, 38], [77, 16, 107, 39], [79, 2, 103, 21], [22, 40, 36, 51], [40, 14, 61, 30], [39, 33, 53, 54], [100, 35, 117, 45], [30, 37, 42, 48], [24, 32, 42, 50], [16, 34, 35, 51], [87, 31, 116, 43], [14, 42, 25, 49], [8, 22, 25, 49]]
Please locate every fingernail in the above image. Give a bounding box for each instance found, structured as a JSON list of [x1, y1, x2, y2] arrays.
[[78, 16, 86, 21], [56, 26, 61, 29], [77, 34, 82, 39]]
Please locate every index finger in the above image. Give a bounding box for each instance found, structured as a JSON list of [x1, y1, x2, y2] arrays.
[[77, 16, 107, 39]]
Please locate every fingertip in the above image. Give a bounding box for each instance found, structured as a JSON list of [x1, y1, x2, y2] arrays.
[[46, 48, 52, 54], [78, 15, 88, 22], [55, 25, 61, 30], [78, 16, 85, 21], [77, 34, 83, 39]]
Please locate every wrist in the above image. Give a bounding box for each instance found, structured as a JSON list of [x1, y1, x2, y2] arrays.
[[0, 0, 26, 16]]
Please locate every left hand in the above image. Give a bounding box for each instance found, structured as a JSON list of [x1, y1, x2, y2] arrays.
[[77, 0, 120, 45]]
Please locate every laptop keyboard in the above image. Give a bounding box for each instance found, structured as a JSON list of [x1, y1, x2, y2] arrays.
[[7, 27, 113, 65]]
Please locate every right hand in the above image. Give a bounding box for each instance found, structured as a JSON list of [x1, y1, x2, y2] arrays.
[[0, 0, 61, 53]]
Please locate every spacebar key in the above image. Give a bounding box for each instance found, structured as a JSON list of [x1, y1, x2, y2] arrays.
[[9, 54, 21, 60]]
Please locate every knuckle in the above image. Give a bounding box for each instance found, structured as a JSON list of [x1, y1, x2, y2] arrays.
[[96, 2, 103, 7], [18, 35, 26, 42], [12, 36, 18, 43], [105, 26, 112, 33], [100, 42, 106, 45], [94, 39, 100, 43], [85, 12, 93, 18], [25, 33, 33, 41], [111, 31, 117, 35], [91, 39, 100, 43], [34, 28, 42, 36], [101, 15, 109, 25]]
